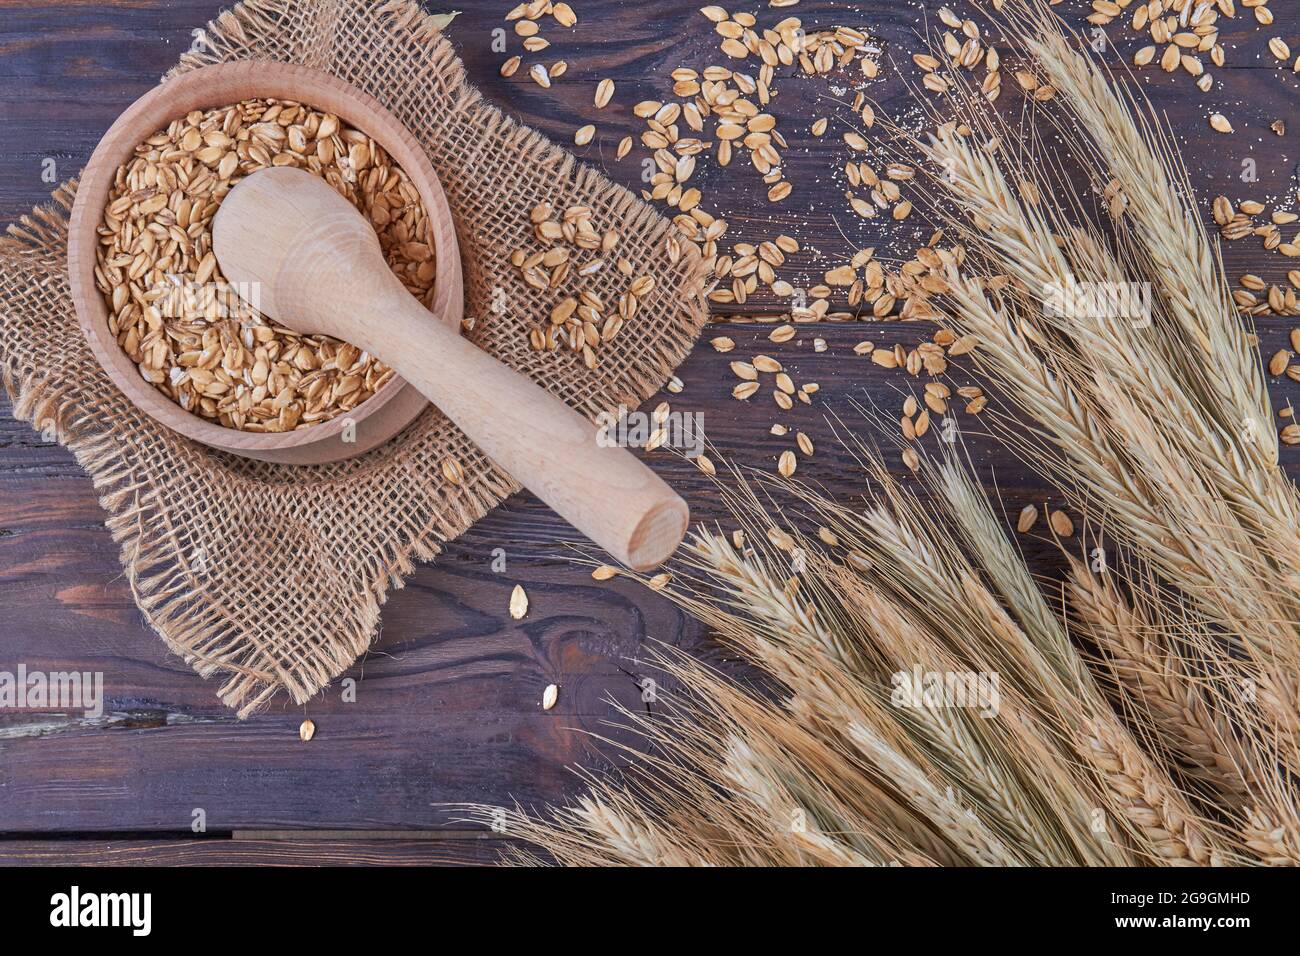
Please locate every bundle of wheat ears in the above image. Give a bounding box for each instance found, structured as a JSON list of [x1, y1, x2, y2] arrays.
[[467, 1, 1300, 866]]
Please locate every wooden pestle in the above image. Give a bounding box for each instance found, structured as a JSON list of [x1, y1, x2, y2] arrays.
[[212, 167, 687, 571]]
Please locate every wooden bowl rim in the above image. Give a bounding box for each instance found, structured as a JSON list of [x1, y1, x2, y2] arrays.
[[67, 60, 464, 456]]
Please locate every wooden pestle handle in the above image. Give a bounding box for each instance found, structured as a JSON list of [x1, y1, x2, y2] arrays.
[[352, 279, 689, 571], [212, 168, 687, 571]]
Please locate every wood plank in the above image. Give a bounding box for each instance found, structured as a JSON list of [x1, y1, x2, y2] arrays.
[[3, 319, 1298, 831], [0, 0, 1297, 837], [0, 836, 509, 866]]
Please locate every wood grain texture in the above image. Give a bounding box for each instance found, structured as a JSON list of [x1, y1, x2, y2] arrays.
[[0, 0, 1298, 860], [0, 835, 513, 866]]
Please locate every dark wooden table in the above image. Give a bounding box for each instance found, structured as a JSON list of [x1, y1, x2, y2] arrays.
[[0, 0, 1296, 865]]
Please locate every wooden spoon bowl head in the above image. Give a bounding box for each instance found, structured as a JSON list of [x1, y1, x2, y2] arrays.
[[212, 167, 421, 342], [67, 61, 463, 465]]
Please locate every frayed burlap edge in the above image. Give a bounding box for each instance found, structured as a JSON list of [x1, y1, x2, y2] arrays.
[[0, 0, 711, 717]]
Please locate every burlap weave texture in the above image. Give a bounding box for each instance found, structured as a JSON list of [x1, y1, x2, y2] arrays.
[[0, 0, 709, 716]]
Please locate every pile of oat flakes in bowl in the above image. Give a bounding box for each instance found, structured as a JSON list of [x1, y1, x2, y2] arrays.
[[93, 98, 437, 433]]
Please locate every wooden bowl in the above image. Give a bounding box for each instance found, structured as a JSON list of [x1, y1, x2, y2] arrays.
[[67, 61, 463, 465]]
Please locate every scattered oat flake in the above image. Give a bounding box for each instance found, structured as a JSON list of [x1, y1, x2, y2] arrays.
[[948, 334, 979, 355], [509, 584, 529, 619], [767, 527, 795, 551], [1049, 509, 1075, 537], [592, 565, 619, 581], [299, 719, 315, 742], [441, 457, 464, 485], [542, 683, 559, 711], [1016, 504, 1038, 534]]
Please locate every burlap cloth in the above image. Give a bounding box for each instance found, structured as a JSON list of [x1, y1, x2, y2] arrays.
[[0, 0, 710, 716]]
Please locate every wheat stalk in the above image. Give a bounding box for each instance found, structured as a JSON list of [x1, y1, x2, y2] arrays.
[[914, 0, 1300, 859], [457, 0, 1298, 868], [677, 530, 1068, 864], [1067, 560, 1253, 805], [1012, 6, 1274, 462]]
